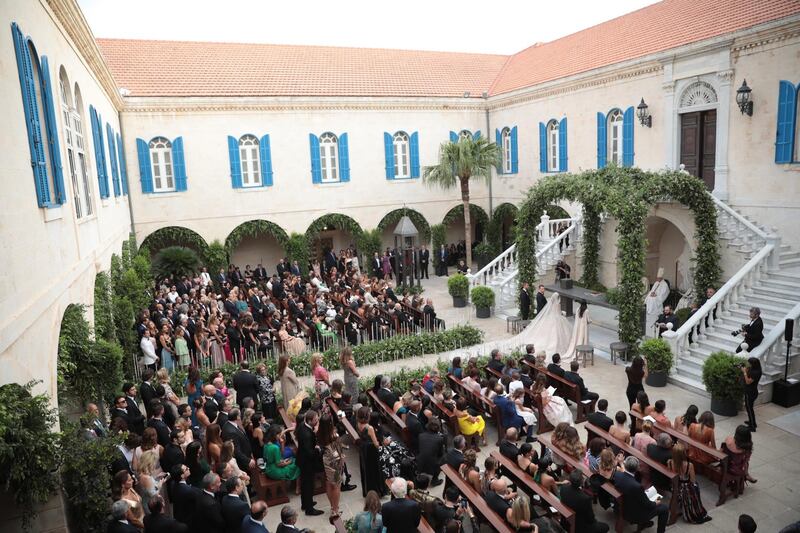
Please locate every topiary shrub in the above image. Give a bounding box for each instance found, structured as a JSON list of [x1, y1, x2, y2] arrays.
[[470, 286, 495, 308], [204, 239, 229, 276], [639, 338, 674, 374], [151, 246, 200, 281], [447, 274, 469, 299], [675, 307, 691, 325], [702, 351, 746, 403]]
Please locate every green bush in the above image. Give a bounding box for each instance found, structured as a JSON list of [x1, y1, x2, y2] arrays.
[[431, 224, 447, 267], [474, 242, 499, 264], [605, 287, 622, 307], [702, 351, 746, 403], [447, 274, 469, 299], [152, 246, 200, 281], [0, 382, 60, 530], [675, 307, 691, 325], [639, 338, 674, 374], [204, 239, 229, 276], [470, 285, 495, 308], [285, 233, 310, 276], [93, 272, 115, 342]]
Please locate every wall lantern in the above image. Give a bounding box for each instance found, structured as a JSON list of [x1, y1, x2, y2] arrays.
[[636, 98, 652, 127], [736, 79, 754, 116]]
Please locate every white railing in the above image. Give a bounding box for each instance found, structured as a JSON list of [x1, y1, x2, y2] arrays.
[[747, 302, 800, 376]]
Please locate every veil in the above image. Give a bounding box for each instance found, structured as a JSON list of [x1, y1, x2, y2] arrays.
[[563, 306, 590, 362], [515, 292, 573, 357]]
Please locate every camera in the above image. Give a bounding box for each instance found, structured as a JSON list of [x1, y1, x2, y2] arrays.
[[731, 329, 742, 336]]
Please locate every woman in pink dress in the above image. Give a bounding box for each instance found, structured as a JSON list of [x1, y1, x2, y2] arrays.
[[381, 252, 393, 280], [311, 353, 331, 396]]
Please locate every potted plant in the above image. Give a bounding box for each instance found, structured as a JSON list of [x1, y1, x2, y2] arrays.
[[473, 242, 498, 271], [448, 274, 469, 308], [702, 351, 746, 416], [471, 286, 495, 318], [640, 338, 673, 387]]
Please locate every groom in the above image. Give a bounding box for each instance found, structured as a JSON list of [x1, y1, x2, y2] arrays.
[[536, 285, 547, 314]]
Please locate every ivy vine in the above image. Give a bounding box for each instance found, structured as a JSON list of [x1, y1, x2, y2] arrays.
[[285, 233, 310, 275], [140, 226, 209, 256], [377, 208, 432, 243], [487, 202, 519, 253], [305, 213, 364, 243], [225, 220, 290, 256]]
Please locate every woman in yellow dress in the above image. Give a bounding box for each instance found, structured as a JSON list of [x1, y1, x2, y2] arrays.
[[453, 396, 486, 450]]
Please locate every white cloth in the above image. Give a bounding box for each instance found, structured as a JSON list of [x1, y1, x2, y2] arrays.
[[563, 309, 590, 362], [515, 403, 537, 426], [508, 380, 524, 396], [541, 390, 574, 427], [645, 279, 670, 338], [516, 293, 573, 357], [200, 272, 211, 286], [140, 336, 158, 365]]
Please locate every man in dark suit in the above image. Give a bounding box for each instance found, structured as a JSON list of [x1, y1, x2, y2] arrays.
[[144, 495, 189, 533], [161, 429, 186, 475], [377, 376, 399, 407], [499, 427, 521, 460], [233, 362, 260, 409], [295, 410, 324, 515], [110, 395, 132, 431], [110, 434, 138, 477], [139, 369, 157, 419], [147, 403, 170, 447], [488, 348, 505, 374], [613, 457, 669, 533], [276, 258, 288, 279], [371, 252, 382, 277], [382, 478, 422, 533], [417, 419, 446, 486], [737, 307, 765, 353], [656, 305, 680, 338], [420, 245, 430, 279], [561, 470, 609, 532], [444, 435, 467, 469], [565, 360, 599, 402], [241, 501, 270, 533], [324, 249, 337, 273], [405, 400, 424, 453], [202, 384, 221, 422], [547, 353, 565, 378], [192, 473, 225, 533], [169, 465, 198, 526], [122, 383, 145, 435], [587, 399, 614, 432], [275, 506, 303, 533], [290, 260, 301, 276], [222, 409, 255, 472], [221, 478, 250, 533], [647, 433, 674, 489], [437, 245, 448, 276], [108, 500, 139, 533], [254, 263, 268, 282], [536, 284, 548, 314], [493, 384, 535, 441], [519, 282, 531, 320]]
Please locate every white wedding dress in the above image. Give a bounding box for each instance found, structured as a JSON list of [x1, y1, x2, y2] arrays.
[[516, 293, 573, 357], [563, 309, 590, 362]]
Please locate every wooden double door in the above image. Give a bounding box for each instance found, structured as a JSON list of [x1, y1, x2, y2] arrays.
[[680, 110, 716, 190]]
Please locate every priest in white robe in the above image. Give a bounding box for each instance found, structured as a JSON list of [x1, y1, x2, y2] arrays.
[[645, 267, 670, 338]]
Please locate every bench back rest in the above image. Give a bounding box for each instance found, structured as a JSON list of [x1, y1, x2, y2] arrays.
[[440, 464, 515, 533], [584, 422, 677, 483], [627, 410, 726, 464]]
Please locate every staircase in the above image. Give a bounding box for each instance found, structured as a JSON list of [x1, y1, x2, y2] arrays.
[[663, 196, 800, 400], [466, 213, 581, 320]]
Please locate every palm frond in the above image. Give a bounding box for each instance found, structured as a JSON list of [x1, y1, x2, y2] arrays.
[[422, 135, 501, 189]]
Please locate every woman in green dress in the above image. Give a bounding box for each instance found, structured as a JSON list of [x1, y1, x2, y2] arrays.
[[263, 425, 300, 487]]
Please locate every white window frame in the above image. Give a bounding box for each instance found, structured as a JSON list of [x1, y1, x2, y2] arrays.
[[608, 109, 623, 166], [60, 70, 82, 218], [238, 134, 261, 187], [547, 121, 559, 172], [458, 129, 472, 141], [149, 137, 175, 192], [319, 132, 339, 182], [73, 84, 93, 216], [501, 127, 512, 174], [393, 131, 410, 179]]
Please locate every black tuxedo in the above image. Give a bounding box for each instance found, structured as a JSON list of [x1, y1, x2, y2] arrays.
[[125, 395, 146, 435], [444, 448, 464, 470], [420, 249, 430, 279], [565, 371, 598, 402], [377, 388, 398, 408], [536, 292, 547, 313], [519, 288, 531, 320], [107, 521, 139, 533], [488, 358, 505, 375], [192, 490, 225, 533], [221, 494, 250, 533], [203, 396, 220, 423], [148, 418, 170, 448], [170, 481, 199, 525], [587, 411, 614, 433], [110, 407, 132, 431], [140, 381, 157, 419], [110, 447, 135, 477], [423, 305, 436, 329], [276, 262, 288, 279], [144, 513, 189, 533], [405, 411, 424, 453], [221, 422, 253, 472], [646, 443, 673, 489], [499, 439, 520, 460], [656, 312, 679, 338], [324, 251, 337, 273], [233, 370, 259, 408], [437, 249, 448, 276], [372, 257, 382, 276], [417, 431, 446, 477], [294, 421, 322, 511], [161, 443, 185, 475], [560, 484, 609, 533], [613, 471, 668, 533], [547, 363, 565, 378], [382, 497, 421, 533], [739, 316, 764, 352], [254, 267, 267, 281]]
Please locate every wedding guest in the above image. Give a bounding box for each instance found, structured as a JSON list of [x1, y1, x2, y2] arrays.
[[632, 420, 656, 453], [674, 404, 698, 434], [723, 425, 757, 485], [668, 443, 712, 524], [278, 355, 300, 409], [688, 411, 717, 464], [625, 356, 648, 408], [609, 411, 632, 445], [651, 400, 671, 427]]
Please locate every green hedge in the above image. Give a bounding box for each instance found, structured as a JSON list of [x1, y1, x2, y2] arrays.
[[470, 285, 495, 308], [702, 351, 745, 403]]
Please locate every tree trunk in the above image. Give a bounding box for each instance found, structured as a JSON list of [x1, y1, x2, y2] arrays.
[[460, 176, 472, 272]]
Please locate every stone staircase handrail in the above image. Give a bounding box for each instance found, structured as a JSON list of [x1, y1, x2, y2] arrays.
[[710, 194, 771, 240], [748, 301, 800, 372], [468, 243, 518, 287]]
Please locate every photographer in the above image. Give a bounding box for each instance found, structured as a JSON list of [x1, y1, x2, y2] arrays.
[[655, 305, 679, 338], [433, 486, 475, 532], [741, 357, 763, 431], [735, 307, 764, 353]]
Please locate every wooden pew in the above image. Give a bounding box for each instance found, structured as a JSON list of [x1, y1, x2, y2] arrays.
[[419, 516, 436, 533], [249, 464, 290, 506], [367, 390, 411, 448], [327, 398, 361, 446], [520, 360, 596, 423], [584, 422, 679, 526], [418, 386, 460, 438], [490, 452, 576, 533], [538, 433, 625, 533], [628, 410, 730, 505], [484, 366, 552, 435], [446, 374, 502, 444], [440, 464, 515, 533]]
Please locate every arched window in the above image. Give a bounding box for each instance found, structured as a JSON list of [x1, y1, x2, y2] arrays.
[[238, 134, 261, 187], [501, 127, 512, 174], [547, 121, 560, 172], [607, 109, 623, 166], [149, 137, 174, 192], [393, 131, 410, 178], [29, 41, 56, 201], [72, 85, 93, 214], [319, 132, 339, 182], [458, 129, 473, 141], [60, 69, 94, 218]]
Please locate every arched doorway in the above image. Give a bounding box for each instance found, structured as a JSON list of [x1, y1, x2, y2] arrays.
[[140, 226, 209, 256], [442, 204, 489, 246], [678, 81, 718, 191], [305, 214, 363, 262], [225, 220, 289, 274], [490, 203, 519, 251], [644, 215, 694, 305], [377, 208, 431, 250]]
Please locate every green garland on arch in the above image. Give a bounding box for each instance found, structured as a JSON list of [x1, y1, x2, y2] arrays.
[[225, 220, 290, 255], [377, 208, 432, 243], [140, 226, 209, 256], [305, 213, 364, 243]]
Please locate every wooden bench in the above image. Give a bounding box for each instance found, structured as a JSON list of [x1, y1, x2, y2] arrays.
[[367, 390, 411, 448], [418, 386, 460, 438], [629, 410, 731, 506], [520, 360, 596, 423], [490, 451, 576, 533], [584, 422, 679, 526], [446, 374, 502, 444], [484, 366, 552, 435], [249, 465, 290, 506], [440, 464, 515, 533], [538, 433, 625, 533], [327, 398, 361, 446]]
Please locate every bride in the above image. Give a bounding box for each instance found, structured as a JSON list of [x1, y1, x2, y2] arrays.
[[563, 301, 590, 362], [516, 292, 572, 356]]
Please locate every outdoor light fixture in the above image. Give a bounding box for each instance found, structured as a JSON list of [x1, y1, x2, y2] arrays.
[[637, 98, 652, 127], [736, 79, 754, 116], [463, 91, 470, 98]]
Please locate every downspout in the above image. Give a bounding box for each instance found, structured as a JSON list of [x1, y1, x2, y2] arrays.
[[483, 92, 492, 215]]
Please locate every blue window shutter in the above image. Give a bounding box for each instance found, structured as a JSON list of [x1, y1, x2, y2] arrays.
[[136, 138, 153, 193], [450, 131, 458, 143], [775, 80, 797, 163], [12, 24, 50, 207], [597, 112, 607, 168], [117, 133, 128, 195], [106, 123, 120, 196], [473, 130, 481, 140], [98, 113, 109, 198], [90, 107, 108, 198], [259, 134, 273, 187], [558, 118, 568, 172], [495, 129, 503, 174], [410, 131, 420, 178], [622, 106, 634, 167], [384, 132, 394, 179], [39, 56, 65, 205], [228, 135, 242, 188], [510, 126, 519, 174], [309, 134, 321, 184], [538, 122, 547, 173], [172, 136, 187, 191], [338, 133, 350, 182]]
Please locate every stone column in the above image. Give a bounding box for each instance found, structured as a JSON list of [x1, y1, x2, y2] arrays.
[[714, 69, 735, 201]]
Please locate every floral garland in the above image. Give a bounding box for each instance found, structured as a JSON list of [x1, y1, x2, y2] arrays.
[[140, 226, 209, 256], [225, 219, 290, 255]]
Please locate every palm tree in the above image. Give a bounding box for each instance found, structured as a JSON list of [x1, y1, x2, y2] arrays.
[[423, 135, 500, 270]]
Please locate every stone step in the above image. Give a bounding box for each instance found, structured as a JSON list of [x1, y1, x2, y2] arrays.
[[743, 290, 799, 308], [693, 336, 740, 353], [780, 251, 800, 261], [779, 258, 800, 269], [669, 373, 708, 396], [727, 305, 790, 320], [767, 271, 800, 285], [750, 282, 800, 300]]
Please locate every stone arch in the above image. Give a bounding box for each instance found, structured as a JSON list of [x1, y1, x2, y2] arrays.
[[488, 202, 519, 251], [442, 203, 489, 244], [679, 80, 718, 111], [305, 213, 364, 261], [140, 226, 209, 256], [644, 214, 695, 298], [377, 208, 432, 248], [225, 220, 290, 272]]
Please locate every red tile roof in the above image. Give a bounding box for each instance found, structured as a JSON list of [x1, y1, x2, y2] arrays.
[[94, 0, 800, 99]]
